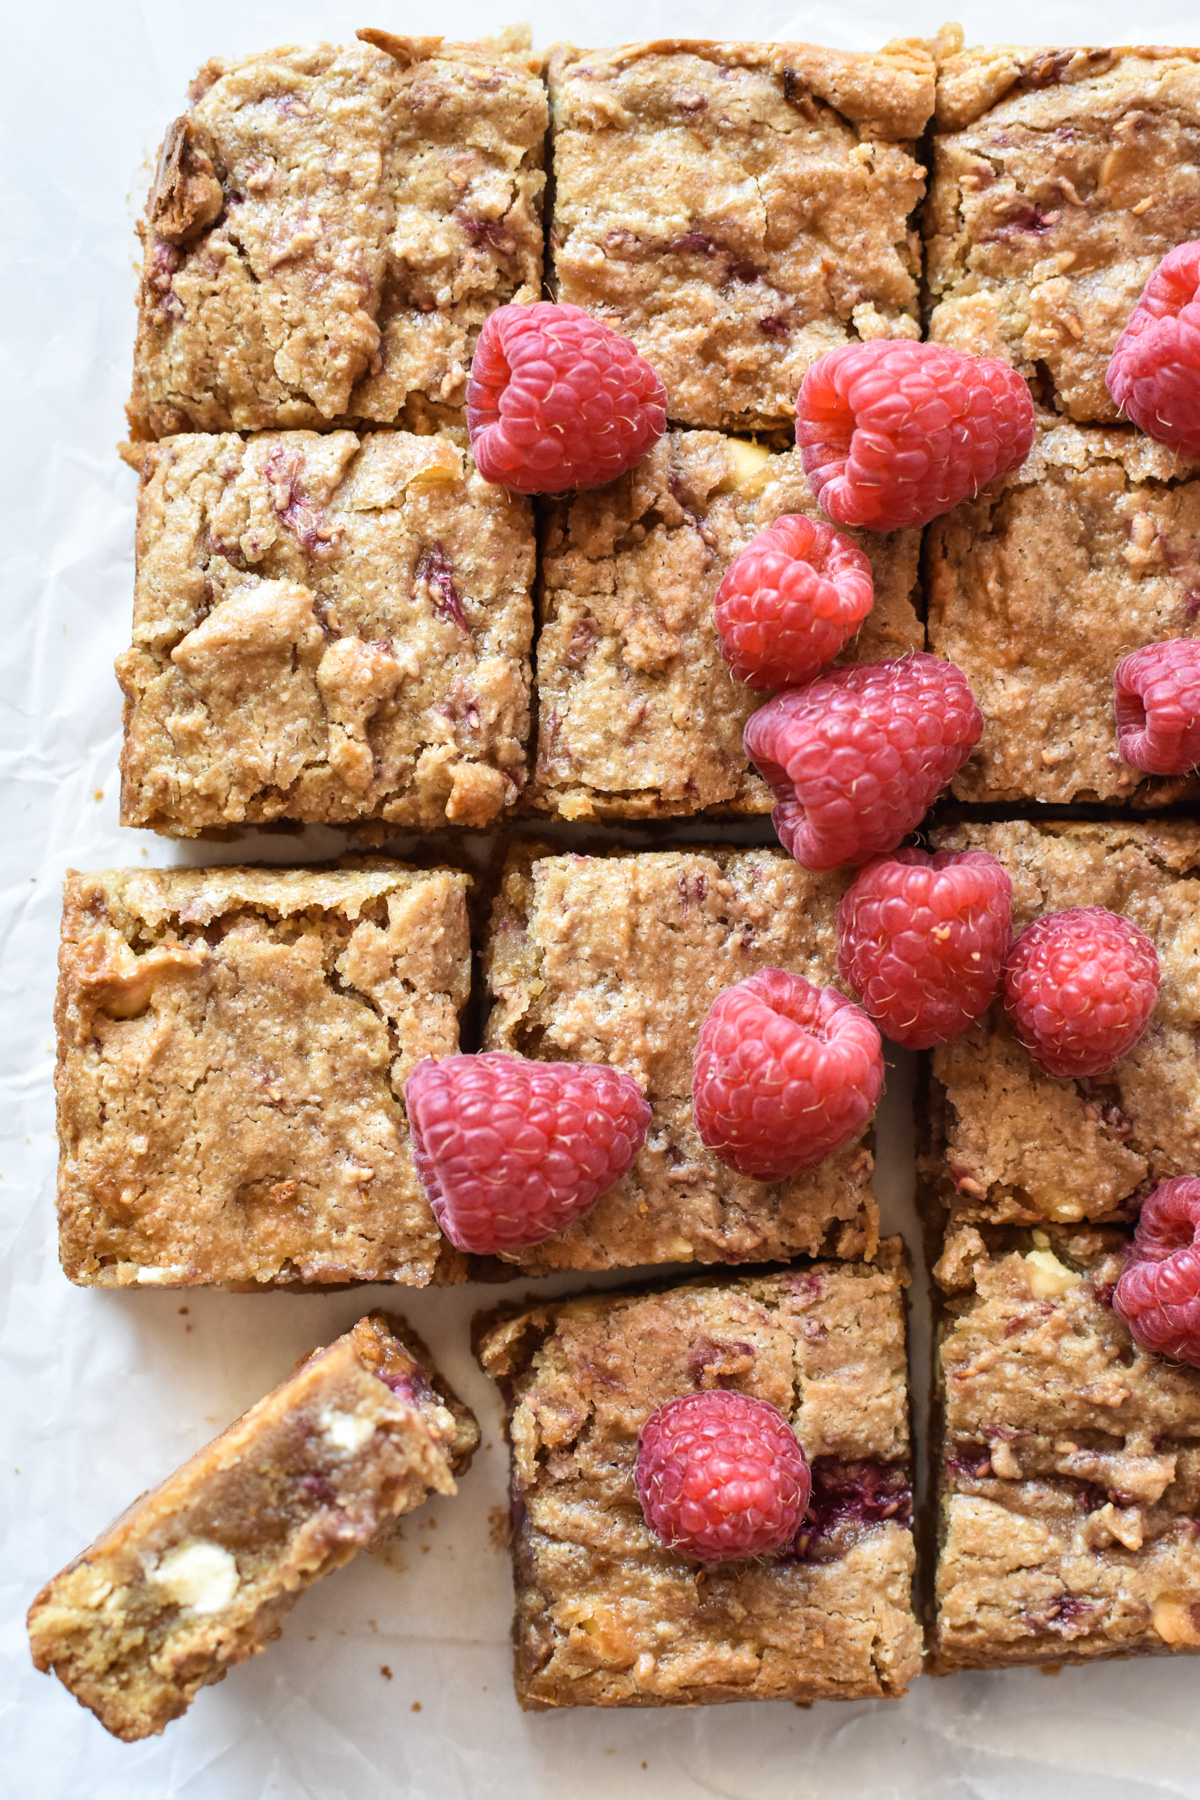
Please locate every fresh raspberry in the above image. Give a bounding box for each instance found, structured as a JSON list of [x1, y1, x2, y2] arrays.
[[796, 340, 1036, 532], [404, 1052, 650, 1254], [635, 1390, 811, 1562], [1114, 639, 1200, 776], [466, 302, 667, 494], [743, 654, 983, 871], [691, 968, 883, 1180], [1003, 908, 1160, 1080], [1106, 243, 1200, 460], [713, 514, 874, 691], [836, 849, 1013, 1050], [1114, 1178, 1200, 1367]]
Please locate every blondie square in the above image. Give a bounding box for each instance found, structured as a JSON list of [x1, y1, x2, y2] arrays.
[[482, 844, 877, 1273], [128, 31, 546, 441], [932, 1223, 1200, 1672], [117, 431, 534, 834], [547, 39, 935, 432], [56, 862, 471, 1288], [532, 431, 922, 820], [476, 1250, 919, 1708], [926, 421, 1200, 805], [925, 821, 1200, 1233], [28, 1312, 478, 1739], [926, 40, 1200, 423]]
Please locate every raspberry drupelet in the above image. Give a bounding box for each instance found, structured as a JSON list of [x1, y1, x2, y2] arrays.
[[1003, 907, 1160, 1081], [1106, 243, 1200, 462], [1115, 1178, 1200, 1367], [635, 1390, 811, 1562], [405, 1053, 650, 1255], [796, 340, 1035, 533], [691, 968, 883, 1181], [713, 514, 875, 691], [1114, 640, 1200, 776], [836, 849, 1013, 1050], [466, 301, 667, 494]]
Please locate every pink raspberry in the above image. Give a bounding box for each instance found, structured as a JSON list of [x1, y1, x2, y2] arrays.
[[1114, 1178, 1200, 1367], [635, 1390, 811, 1562], [1003, 908, 1160, 1081], [743, 654, 983, 871], [714, 513, 874, 691], [836, 849, 1013, 1050], [692, 968, 883, 1180], [1106, 243, 1200, 460], [405, 1052, 650, 1254], [796, 340, 1035, 532], [1114, 639, 1200, 776], [466, 302, 667, 494]]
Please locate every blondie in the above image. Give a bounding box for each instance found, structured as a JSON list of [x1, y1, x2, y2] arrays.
[[55, 862, 471, 1288], [476, 1251, 918, 1707], [28, 1313, 478, 1739]]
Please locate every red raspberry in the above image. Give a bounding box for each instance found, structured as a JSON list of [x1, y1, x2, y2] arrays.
[[836, 849, 1013, 1050], [1106, 243, 1200, 460], [405, 1052, 650, 1254], [1114, 639, 1200, 776], [713, 514, 874, 691], [1003, 908, 1160, 1081], [466, 302, 667, 494], [692, 968, 883, 1180], [635, 1390, 811, 1562], [1114, 1178, 1200, 1367], [796, 340, 1035, 532], [743, 654, 983, 871]]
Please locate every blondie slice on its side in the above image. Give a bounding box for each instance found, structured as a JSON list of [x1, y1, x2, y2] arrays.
[[547, 39, 935, 432], [476, 1250, 919, 1708], [128, 32, 546, 442], [28, 1314, 479, 1740], [55, 862, 471, 1288], [118, 431, 534, 834], [532, 431, 922, 820], [483, 844, 878, 1272], [932, 1224, 1200, 1672]]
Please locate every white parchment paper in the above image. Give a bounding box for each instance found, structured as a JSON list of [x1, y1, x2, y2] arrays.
[[3, 2, 1200, 1794]]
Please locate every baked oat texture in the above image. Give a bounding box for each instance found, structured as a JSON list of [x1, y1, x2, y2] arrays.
[[128, 31, 546, 440], [117, 431, 534, 834], [476, 1250, 918, 1707], [933, 1224, 1200, 1672], [533, 431, 922, 820], [482, 843, 878, 1273], [547, 38, 934, 431], [926, 821, 1200, 1232], [927, 421, 1200, 805], [926, 41, 1200, 424], [28, 1313, 479, 1740], [55, 862, 471, 1288]]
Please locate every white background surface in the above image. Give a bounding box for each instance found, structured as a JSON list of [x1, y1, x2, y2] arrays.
[[4, 2, 1200, 1795]]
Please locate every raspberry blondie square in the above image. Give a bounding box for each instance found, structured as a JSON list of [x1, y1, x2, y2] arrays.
[[532, 431, 922, 820], [932, 1223, 1200, 1671], [56, 862, 470, 1288], [483, 843, 877, 1272], [29, 1312, 478, 1739], [925, 821, 1200, 1232], [118, 431, 533, 834], [128, 30, 546, 440], [476, 1250, 919, 1707], [547, 39, 935, 432], [926, 38, 1200, 423]]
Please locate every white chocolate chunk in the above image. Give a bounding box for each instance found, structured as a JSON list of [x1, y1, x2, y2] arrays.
[[150, 1542, 239, 1614], [1024, 1246, 1081, 1300], [320, 1408, 376, 1453]]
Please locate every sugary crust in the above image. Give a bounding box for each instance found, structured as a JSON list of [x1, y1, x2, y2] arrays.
[[476, 1252, 919, 1708], [531, 432, 922, 820], [128, 35, 546, 440], [547, 39, 933, 430], [481, 844, 878, 1272], [28, 1313, 479, 1740], [55, 862, 472, 1288], [117, 431, 533, 834]]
